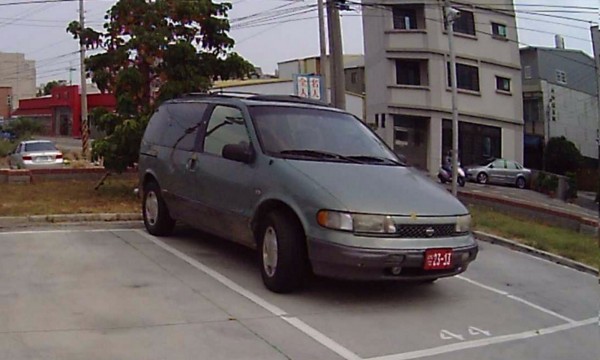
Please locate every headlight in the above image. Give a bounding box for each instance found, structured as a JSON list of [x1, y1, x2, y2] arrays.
[[317, 210, 397, 233], [455, 214, 471, 233]]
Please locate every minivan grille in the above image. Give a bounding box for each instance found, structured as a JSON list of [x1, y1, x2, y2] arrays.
[[394, 224, 457, 238]]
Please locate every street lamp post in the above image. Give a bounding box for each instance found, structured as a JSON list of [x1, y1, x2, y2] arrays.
[[444, 1, 460, 196]]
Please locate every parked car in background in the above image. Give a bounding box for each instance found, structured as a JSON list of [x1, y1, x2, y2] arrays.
[[0, 130, 16, 141], [138, 94, 478, 293], [8, 140, 64, 169], [465, 158, 531, 189]]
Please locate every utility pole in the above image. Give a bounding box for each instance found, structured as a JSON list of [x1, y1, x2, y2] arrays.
[[326, 0, 346, 110], [317, 0, 328, 104], [79, 0, 90, 159], [444, 0, 460, 196], [588, 26, 600, 299]]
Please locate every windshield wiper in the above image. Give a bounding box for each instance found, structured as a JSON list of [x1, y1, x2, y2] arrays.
[[346, 155, 405, 166], [279, 150, 365, 164]]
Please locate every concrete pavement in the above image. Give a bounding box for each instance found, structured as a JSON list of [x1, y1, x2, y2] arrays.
[[0, 224, 596, 359]]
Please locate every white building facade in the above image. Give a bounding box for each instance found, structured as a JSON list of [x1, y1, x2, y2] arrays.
[[0, 52, 36, 111], [521, 45, 599, 168], [362, 0, 524, 171]]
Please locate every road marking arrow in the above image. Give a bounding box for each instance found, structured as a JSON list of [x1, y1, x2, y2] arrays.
[[440, 330, 465, 341], [468, 326, 491, 337]]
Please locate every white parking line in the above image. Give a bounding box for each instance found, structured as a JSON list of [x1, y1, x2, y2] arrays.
[[0, 229, 134, 235], [456, 275, 576, 323], [367, 317, 597, 360], [134, 230, 362, 360]]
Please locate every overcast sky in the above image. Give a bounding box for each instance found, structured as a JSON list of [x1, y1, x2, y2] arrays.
[[0, 0, 597, 85]]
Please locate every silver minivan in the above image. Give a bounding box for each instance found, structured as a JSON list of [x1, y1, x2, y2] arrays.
[[138, 94, 478, 293]]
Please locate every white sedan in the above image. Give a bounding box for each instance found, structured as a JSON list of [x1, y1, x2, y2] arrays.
[[8, 140, 64, 169]]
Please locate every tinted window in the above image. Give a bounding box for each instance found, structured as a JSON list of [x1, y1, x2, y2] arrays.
[[203, 106, 249, 157], [144, 103, 207, 150], [24, 142, 57, 152]]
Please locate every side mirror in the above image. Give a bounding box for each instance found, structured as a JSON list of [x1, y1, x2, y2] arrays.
[[222, 143, 254, 164], [489, 164, 494, 169]]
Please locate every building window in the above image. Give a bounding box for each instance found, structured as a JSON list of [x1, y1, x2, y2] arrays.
[[351, 72, 357, 84], [392, 5, 424, 30], [394, 129, 409, 146], [396, 59, 428, 86], [555, 70, 567, 84], [523, 98, 542, 123], [442, 119, 501, 166], [396, 60, 420, 85], [524, 65, 532, 79], [496, 76, 511, 92], [450, 10, 476, 36], [447, 62, 480, 92], [491, 23, 507, 38]]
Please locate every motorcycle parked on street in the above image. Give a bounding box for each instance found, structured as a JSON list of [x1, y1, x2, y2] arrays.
[[438, 165, 466, 187]]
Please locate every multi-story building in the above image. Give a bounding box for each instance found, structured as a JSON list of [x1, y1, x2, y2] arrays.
[[521, 42, 598, 169], [0, 52, 36, 111], [362, 0, 524, 171], [0, 87, 12, 119]]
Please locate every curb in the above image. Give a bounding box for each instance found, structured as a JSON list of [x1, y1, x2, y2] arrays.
[[474, 230, 599, 276], [0, 213, 142, 227], [458, 190, 598, 227]]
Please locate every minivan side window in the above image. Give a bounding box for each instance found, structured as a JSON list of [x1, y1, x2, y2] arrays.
[[144, 103, 207, 150], [168, 103, 208, 151], [203, 106, 249, 157]]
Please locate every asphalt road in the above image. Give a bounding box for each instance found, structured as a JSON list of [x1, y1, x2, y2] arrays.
[[0, 224, 597, 360]]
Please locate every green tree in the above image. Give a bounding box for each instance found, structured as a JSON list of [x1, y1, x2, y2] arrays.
[[6, 118, 44, 138], [42, 80, 66, 96], [544, 136, 582, 175], [67, 0, 253, 172]]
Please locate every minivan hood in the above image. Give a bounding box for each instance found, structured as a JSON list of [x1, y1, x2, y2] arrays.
[[286, 161, 468, 216]]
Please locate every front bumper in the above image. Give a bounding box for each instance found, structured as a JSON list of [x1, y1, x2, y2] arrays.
[[307, 238, 478, 281]]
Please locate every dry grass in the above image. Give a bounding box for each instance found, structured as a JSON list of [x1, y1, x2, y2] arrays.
[[0, 175, 140, 216]]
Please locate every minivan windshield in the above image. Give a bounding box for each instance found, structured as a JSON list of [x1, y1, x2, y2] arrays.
[[249, 106, 402, 165]]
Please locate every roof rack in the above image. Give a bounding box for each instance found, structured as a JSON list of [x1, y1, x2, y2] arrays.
[[180, 92, 330, 107], [247, 95, 329, 106], [182, 91, 258, 99]]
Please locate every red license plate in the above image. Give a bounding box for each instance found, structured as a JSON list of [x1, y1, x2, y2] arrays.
[[424, 249, 453, 270]]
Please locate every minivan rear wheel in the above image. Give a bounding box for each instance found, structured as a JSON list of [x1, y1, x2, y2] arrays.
[[258, 212, 307, 293], [143, 181, 175, 236]]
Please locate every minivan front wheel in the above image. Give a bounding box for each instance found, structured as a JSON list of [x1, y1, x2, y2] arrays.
[[143, 181, 175, 236], [258, 212, 307, 293]]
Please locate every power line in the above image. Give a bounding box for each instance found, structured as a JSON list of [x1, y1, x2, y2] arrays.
[[0, 0, 75, 7]]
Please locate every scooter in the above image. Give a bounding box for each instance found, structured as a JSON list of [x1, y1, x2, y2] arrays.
[[438, 166, 466, 187]]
